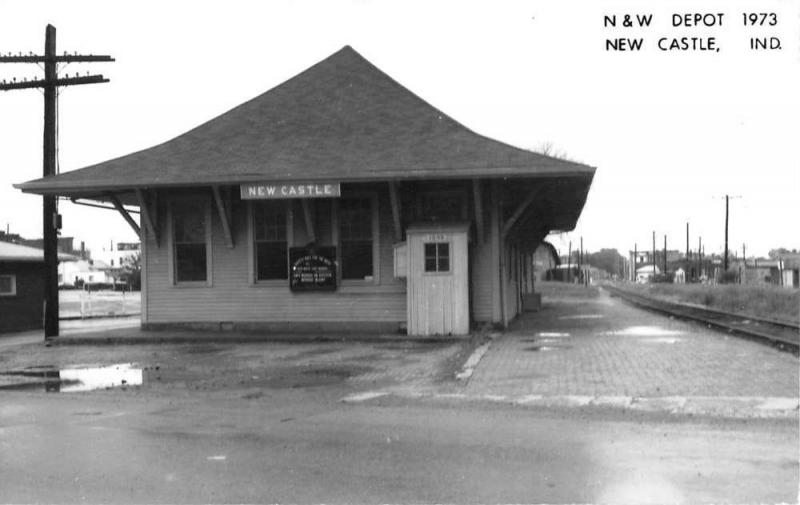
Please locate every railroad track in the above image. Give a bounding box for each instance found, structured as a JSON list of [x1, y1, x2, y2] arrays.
[[603, 285, 799, 354]]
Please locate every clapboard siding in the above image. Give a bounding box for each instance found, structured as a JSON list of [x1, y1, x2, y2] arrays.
[[145, 189, 405, 324]]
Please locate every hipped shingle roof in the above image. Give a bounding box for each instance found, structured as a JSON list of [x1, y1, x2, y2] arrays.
[[16, 46, 593, 195]]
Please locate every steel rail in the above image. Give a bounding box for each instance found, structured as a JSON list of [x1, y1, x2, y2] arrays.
[[603, 285, 799, 353]]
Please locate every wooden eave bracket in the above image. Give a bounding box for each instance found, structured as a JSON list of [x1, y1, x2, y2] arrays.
[[502, 188, 542, 240], [388, 181, 402, 242], [135, 188, 159, 247], [212, 185, 234, 248], [301, 199, 316, 243], [108, 194, 141, 236], [472, 179, 484, 244]]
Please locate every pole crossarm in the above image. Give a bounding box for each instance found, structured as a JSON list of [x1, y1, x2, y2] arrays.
[[0, 54, 114, 63], [0, 75, 109, 91]]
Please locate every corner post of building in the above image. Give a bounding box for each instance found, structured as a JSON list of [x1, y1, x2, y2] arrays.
[[388, 181, 402, 242], [212, 185, 234, 248], [135, 188, 159, 247]]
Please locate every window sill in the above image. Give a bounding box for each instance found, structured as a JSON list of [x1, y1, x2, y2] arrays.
[[171, 281, 212, 288], [250, 280, 290, 288], [337, 285, 405, 295]]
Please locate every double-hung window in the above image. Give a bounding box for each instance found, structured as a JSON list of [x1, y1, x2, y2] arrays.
[[172, 200, 210, 283], [253, 202, 288, 281], [339, 197, 374, 281], [424, 243, 450, 273]]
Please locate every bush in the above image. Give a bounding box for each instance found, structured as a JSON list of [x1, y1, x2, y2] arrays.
[[717, 270, 739, 284]]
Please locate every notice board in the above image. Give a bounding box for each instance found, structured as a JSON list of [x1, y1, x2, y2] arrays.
[[289, 246, 337, 291]]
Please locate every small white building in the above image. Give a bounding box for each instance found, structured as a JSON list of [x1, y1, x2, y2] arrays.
[[636, 264, 661, 283], [59, 259, 115, 288]]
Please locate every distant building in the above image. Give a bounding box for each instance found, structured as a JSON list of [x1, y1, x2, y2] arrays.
[[59, 259, 116, 289], [629, 249, 682, 282], [635, 264, 661, 283], [92, 241, 140, 269], [0, 242, 75, 332], [532, 241, 559, 282]]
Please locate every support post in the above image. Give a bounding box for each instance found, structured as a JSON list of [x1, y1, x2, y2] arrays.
[[212, 185, 234, 248], [388, 182, 402, 242], [472, 179, 484, 244]]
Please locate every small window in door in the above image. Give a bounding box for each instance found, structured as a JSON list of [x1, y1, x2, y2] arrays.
[[424, 243, 450, 272]]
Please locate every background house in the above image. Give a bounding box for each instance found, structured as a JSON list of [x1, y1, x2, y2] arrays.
[[0, 241, 75, 332]]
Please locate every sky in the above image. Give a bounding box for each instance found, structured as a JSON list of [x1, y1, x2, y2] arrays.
[[0, 0, 798, 259]]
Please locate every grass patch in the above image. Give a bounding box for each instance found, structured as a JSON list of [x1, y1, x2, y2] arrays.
[[623, 283, 800, 323]]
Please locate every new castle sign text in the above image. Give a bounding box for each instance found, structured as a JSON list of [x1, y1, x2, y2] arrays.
[[240, 182, 341, 200]]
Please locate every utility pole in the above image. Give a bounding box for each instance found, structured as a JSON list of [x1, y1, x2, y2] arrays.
[[742, 243, 746, 269], [633, 244, 637, 282], [567, 241, 572, 283], [663, 234, 667, 274], [1, 25, 113, 339], [579, 236, 583, 286], [686, 222, 689, 259], [652, 231, 656, 279], [724, 195, 729, 270]]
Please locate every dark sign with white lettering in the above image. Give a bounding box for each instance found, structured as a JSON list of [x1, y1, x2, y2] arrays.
[[289, 246, 337, 291], [241, 182, 341, 200]]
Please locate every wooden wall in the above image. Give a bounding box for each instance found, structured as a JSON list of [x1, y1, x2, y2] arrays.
[[0, 261, 45, 333]]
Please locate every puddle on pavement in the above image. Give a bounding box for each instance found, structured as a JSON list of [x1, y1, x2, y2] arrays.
[[0, 363, 144, 392], [642, 337, 682, 344], [524, 345, 573, 352], [603, 326, 684, 337], [559, 314, 604, 320]]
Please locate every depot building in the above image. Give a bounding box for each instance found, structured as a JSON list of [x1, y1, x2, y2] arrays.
[[17, 46, 595, 336]]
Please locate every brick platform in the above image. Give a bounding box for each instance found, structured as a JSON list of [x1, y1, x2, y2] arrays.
[[463, 287, 799, 399]]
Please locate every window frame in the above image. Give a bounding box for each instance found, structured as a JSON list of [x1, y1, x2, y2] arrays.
[[335, 193, 380, 286], [423, 242, 452, 275], [248, 200, 293, 286], [0, 274, 16, 296], [168, 197, 213, 287]]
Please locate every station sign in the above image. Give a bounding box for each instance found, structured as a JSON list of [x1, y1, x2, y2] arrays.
[[240, 182, 340, 200], [289, 246, 337, 291]]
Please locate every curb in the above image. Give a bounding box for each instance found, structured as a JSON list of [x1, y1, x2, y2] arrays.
[[45, 333, 471, 346], [341, 390, 800, 419]]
